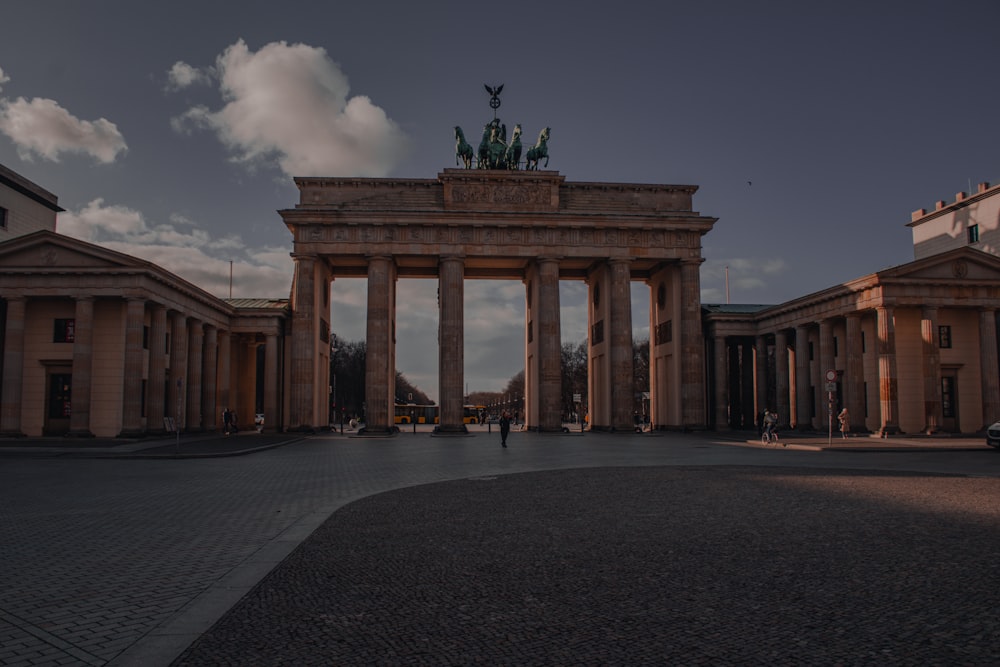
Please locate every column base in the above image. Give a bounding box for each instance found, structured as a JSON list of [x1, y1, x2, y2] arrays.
[[356, 426, 399, 437], [432, 424, 469, 436]]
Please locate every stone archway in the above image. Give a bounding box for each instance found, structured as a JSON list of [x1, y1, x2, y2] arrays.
[[280, 169, 716, 434]]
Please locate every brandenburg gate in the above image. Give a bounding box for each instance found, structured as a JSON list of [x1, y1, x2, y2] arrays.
[[280, 169, 716, 435]]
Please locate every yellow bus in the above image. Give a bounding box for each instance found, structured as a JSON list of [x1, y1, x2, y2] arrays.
[[395, 404, 439, 424]]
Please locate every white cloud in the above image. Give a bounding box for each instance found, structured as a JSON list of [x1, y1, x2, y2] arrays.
[[165, 61, 212, 90], [0, 66, 9, 92], [171, 39, 408, 177], [57, 199, 291, 298], [0, 96, 127, 163]]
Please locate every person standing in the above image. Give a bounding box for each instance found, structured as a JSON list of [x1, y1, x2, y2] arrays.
[[222, 407, 232, 435], [838, 407, 850, 439], [499, 411, 511, 448]]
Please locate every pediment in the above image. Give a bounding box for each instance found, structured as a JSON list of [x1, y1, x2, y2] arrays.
[[877, 247, 1000, 282], [0, 231, 149, 271]]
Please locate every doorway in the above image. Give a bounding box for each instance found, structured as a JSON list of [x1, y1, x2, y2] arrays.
[[941, 372, 958, 432], [45, 370, 72, 435]]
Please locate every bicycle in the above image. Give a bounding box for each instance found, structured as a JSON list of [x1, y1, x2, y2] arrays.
[[761, 427, 779, 446]]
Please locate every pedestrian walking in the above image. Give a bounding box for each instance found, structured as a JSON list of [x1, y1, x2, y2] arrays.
[[222, 407, 232, 435], [499, 411, 511, 448], [838, 407, 850, 439]]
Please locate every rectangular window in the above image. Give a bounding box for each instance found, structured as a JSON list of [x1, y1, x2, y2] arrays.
[[938, 325, 952, 349], [0, 206, 7, 229], [53, 318, 75, 343], [968, 224, 980, 244]]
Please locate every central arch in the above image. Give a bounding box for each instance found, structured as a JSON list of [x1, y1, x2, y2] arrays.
[[280, 169, 716, 434]]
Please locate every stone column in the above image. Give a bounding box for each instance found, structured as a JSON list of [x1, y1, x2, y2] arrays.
[[794, 324, 811, 430], [437, 255, 466, 433], [119, 298, 146, 437], [168, 312, 188, 429], [679, 259, 705, 428], [146, 304, 167, 434], [528, 257, 561, 431], [264, 333, 279, 432], [876, 305, 900, 436], [201, 325, 218, 431], [775, 329, 790, 430], [68, 297, 95, 437], [918, 308, 942, 434], [979, 308, 1000, 430], [218, 331, 231, 420], [289, 255, 317, 430], [755, 334, 768, 419], [363, 256, 396, 435], [713, 334, 729, 430], [0, 297, 26, 436], [608, 259, 632, 431], [817, 318, 835, 434], [845, 313, 866, 433], [186, 319, 204, 431]]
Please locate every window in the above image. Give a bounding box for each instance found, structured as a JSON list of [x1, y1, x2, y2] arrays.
[[968, 224, 980, 244], [53, 318, 75, 343], [0, 206, 7, 229], [938, 325, 952, 349]]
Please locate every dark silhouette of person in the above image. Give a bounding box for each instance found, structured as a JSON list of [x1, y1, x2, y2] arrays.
[[499, 411, 511, 448]]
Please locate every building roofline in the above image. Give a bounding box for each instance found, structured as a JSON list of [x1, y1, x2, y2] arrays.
[[0, 163, 64, 213]]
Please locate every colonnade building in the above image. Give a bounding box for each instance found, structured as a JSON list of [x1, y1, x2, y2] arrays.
[[2, 160, 999, 439]]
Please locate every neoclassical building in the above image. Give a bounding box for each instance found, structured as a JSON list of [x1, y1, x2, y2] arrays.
[[706, 179, 1000, 435], [3, 158, 999, 439]]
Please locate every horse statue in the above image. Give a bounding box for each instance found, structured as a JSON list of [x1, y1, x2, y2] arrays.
[[504, 124, 522, 170], [478, 119, 508, 169], [525, 127, 550, 170], [454, 126, 474, 169]]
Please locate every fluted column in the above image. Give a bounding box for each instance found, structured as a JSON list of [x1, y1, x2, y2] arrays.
[[186, 319, 204, 431], [168, 312, 188, 429], [218, 331, 231, 420], [530, 257, 562, 431], [755, 335, 768, 422], [264, 333, 279, 432], [713, 335, 729, 430], [201, 325, 218, 432], [1, 297, 26, 436], [845, 313, 866, 433], [794, 324, 811, 430], [679, 259, 705, 428], [817, 318, 835, 433], [876, 305, 900, 435], [437, 255, 466, 433], [68, 297, 95, 437], [775, 330, 790, 429], [119, 298, 146, 437], [146, 304, 167, 433], [363, 255, 396, 435], [289, 255, 316, 430], [608, 259, 632, 431], [979, 308, 1000, 430]]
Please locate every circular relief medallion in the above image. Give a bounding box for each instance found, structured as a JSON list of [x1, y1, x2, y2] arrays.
[[952, 259, 968, 278]]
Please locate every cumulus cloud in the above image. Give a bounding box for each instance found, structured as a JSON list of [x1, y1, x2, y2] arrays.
[[0, 95, 127, 163], [171, 39, 408, 177], [701, 257, 788, 303], [165, 60, 212, 90], [58, 199, 291, 298], [0, 66, 9, 91]]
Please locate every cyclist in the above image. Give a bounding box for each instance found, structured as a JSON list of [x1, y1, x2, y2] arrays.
[[762, 408, 779, 444]]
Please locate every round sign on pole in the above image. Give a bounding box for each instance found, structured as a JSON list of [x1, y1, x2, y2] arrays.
[[825, 370, 837, 382]]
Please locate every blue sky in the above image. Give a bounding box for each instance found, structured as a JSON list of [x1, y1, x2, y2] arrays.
[[1, 0, 998, 398]]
